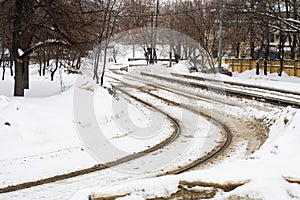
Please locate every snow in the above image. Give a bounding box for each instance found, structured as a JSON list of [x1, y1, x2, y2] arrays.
[[17, 48, 24, 57], [286, 18, 300, 26], [71, 64, 300, 200], [178, 68, 300, 94], [0, 61, 175, 188], [74, 76, 176, 163], [0, 53, 300, 200], [0, 85, 97, 187]]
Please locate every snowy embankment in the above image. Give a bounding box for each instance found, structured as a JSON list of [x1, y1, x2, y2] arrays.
[[0, 66, 94, 187], [0, 63, 174, 188], [187, 66, 300, 94]]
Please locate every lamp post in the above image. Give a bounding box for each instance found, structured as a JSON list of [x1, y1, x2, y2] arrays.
[[218, 0, 224, 71]]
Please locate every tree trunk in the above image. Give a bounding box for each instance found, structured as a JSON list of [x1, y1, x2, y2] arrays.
[[76, 57, 81, 69], [10, 59, 14, 76], [264, 31, 270, 76], [2, 63, 5, 81], [278, 32, 284, 77], [278, 2, 285, 77], [23, 56, 29, 89], [100, 44, 108, 86], [1, 48, 4, 80], [39, 59, 42, 76], [291, 34, 296, 60], [13, 0, 25, 96], [14, 61, 25, 96], [250, 41, 255, 59], [291, 0, 298, 59], [249, 0, 255, 59], [51, 47, 60, 81], [44, 57, 49, 76], [51, 59, 59, 81], [264, 42, 269, 76], [0, 48, 3, 68], [93, 49, 100, 84], [236, 43, 240, 58], [256, 59, 260, 75]]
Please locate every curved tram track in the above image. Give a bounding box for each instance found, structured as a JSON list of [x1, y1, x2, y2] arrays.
[[0, 85, 180, 194], [89, 70, 273, 199], [0, 72, 232, 200], [108, 70, 272, 166], [108, 75, 232, 175], [91, 67, 300, 199]]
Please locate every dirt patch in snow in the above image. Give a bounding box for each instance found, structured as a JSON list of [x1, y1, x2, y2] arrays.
[[91, 180, 248, 200], [157, 180, 247, 200], [192, 106, 270, 170]]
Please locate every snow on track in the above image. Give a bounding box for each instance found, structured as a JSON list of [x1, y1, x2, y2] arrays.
[[0, 75, 224, 200]]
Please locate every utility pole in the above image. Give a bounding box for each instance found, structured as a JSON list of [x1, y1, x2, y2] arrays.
[[150, 11, 154, 64], [154, 0, 159, 35], [218, 0, 224, 71], [151, 0, 159, 64], [154, 0, 159, 63]]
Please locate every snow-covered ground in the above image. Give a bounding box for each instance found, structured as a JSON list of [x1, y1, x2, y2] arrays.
[[72, 65, 300, 199], [0, 61, 175, 188], [73, 104, 300, 200], [0, 55, 300, 200]]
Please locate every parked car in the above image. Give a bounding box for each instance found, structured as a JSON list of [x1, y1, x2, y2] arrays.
[[201, 66, 233, 77]]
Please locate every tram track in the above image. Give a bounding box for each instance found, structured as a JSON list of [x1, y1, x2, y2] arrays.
[[0, 70, 231, 200], [170, 72, 300, 106], [170, 72, 300, 96], [88, 70, 271, 200], [107, 74, 232, 175], [107, 70, 271, 167], [140, 71, 300, 108], [1, 67, 275, 199], [0, 83, 180, 194]]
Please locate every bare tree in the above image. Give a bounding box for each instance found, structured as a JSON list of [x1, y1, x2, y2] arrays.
[[0, 0, 103, 96], [92, 0, 124, 86]]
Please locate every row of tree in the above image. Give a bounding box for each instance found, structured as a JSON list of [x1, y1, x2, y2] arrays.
[[0, 0, 299, 96], [160, 0, 299, 75], [0, 0, 121, 96], [162, 0, 299, 59]]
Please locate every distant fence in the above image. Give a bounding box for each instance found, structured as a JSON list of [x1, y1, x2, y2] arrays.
[[225, 58, 300, 77]]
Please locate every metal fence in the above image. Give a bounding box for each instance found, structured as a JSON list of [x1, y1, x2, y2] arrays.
[[225, 58, 300, 77]]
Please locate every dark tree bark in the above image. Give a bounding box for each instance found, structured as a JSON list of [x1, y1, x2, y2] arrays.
[[256, 58, 261, 75], [13, 0, 25, 96], [263, 36, 270, 76], [10, 59, 14, 76], [0, 48, 3, 68], [1, 62, 4, 81], [278, 29, 284, 77], [11, 0, 34, 96], [51, 60, 59, 81], [249, 0, 256, 59], [23, 56, 30, 89], [22, 0, 34, 89], [100, 43, 108, 86], [235, 43, 240, 58]]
